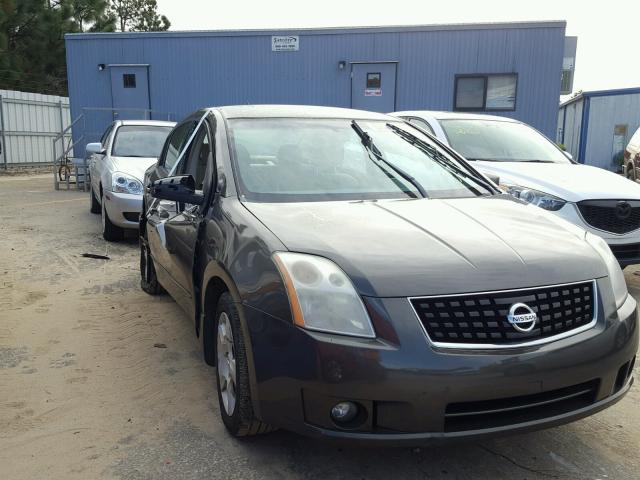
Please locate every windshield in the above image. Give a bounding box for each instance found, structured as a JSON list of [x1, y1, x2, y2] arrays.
[[112, 125, 173, 158], [228, 118, 492, 202], [439, 119, 570, 164]]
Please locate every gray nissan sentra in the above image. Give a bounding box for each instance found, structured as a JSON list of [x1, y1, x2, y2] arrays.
[[140, 105, 638, 445]]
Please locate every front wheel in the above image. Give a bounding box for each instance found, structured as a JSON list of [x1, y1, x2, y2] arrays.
[[89, 183, 100, 214], [101, 193, 124, 242], [215, 292, 274, 437], [140, 227, 163, 295]]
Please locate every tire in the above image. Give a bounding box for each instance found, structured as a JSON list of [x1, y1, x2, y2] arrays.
[[215, 292, 274, 437], [89, 184, 100, 214], [140, 227, 164, 295], [101, 193, 124, 242]]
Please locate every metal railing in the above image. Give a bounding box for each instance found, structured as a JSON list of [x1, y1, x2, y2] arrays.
[[52, 114, 87, 191]]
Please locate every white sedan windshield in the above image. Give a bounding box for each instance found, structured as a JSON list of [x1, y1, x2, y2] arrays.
[[112, 125, 173, 158], [440, 119, 570, 164]]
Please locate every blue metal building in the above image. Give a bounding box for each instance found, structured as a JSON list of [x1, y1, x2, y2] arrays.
[[65, 21, 570, 152], [557, 87, 640, 170]]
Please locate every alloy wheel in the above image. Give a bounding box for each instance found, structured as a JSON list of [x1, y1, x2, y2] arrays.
[[217, 312, 237, 416]]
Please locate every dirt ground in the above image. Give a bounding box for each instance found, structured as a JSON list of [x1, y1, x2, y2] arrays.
[[1, 174, 639, 480]]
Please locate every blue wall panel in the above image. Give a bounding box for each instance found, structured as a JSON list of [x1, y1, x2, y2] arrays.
[[66, 22, 566, 153]]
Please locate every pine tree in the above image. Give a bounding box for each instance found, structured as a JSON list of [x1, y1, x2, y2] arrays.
[[0, 0, 169, 95], [110, 0, 170, 32]]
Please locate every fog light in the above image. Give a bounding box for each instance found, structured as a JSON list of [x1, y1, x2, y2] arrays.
[[330, 401, 358, 423]]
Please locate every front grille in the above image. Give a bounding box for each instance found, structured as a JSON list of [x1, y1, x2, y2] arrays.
[[411, 281, 595, 346], [578, 200, 640, 234], [609, 243, 640, 262], [444, 380, 599, 432]]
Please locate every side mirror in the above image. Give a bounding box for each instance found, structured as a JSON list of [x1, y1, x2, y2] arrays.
[[86, 142, 105, 156], [150, 175, 204, 205]]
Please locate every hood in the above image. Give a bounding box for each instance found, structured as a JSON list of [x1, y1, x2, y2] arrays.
[[245, 197, 607, 298], [108, 156, 158, 182], [475, 161, 640, 202]]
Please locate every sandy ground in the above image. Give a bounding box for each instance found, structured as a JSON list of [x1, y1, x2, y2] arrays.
[[0, 174, 639, 480]]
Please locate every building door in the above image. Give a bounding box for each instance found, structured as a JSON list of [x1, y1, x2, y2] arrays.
[[351, 63, 397, 113], [110, 66, 150, 120]]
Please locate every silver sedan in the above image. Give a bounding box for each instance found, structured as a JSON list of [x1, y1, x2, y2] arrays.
[[87, 120, 175, 241]]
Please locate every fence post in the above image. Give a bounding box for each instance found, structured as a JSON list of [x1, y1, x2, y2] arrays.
[[0, 95, 7, 170]]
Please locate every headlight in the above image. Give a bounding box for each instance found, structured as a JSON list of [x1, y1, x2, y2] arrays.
[[501, 183, 566, 211], [111, 172, 143, 195], [585, 232, 628, 309], [273, 252, 375, 338]]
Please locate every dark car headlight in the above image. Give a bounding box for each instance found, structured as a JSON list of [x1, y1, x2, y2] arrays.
[[273, 252, 376, 338], [501, 183, 566, 211]]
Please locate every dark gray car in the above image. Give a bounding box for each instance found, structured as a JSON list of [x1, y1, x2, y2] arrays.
[[140, 105, 637, 445]]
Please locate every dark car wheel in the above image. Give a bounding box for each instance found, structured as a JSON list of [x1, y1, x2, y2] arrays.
[[89, 183, 100, 214], [101, 193, 124, 242], [215, 292, 274, 437], [140, 228, 163, 295]]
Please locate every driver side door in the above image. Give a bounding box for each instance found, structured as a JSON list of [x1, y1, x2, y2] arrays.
[[150, 118, 216, 316]]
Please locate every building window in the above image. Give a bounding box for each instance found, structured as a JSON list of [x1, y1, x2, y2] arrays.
[[123, 74, 137, 88], [366, 73, 381, 89], [454, 74, 517, 111]]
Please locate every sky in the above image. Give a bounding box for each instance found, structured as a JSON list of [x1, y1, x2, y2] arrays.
[[156, 0, 640, 99]]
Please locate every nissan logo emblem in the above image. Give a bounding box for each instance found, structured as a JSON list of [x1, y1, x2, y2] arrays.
[[507, 303, 538, 333], [616, 201, 632, 220]]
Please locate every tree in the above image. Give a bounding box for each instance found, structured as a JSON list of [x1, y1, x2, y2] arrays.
[[0, 0, 169, 95], [68, 0, 115, 32], [110, 0, 170, 32]]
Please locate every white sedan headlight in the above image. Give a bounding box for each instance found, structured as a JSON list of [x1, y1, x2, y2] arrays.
[[112, 172, 143, 195], [585, 232, 628, 309], [501, 183, 566, 211], [273, 252, 375, 338]]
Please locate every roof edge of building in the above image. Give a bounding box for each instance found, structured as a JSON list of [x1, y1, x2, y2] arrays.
[[65, 20, 567, 40], [560, 86, 640, 108]]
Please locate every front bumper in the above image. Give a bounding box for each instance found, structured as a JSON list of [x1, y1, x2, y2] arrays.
[[243, 282, 638, 446], [103, 191, 143, 229], [554, 203, 640, 267]]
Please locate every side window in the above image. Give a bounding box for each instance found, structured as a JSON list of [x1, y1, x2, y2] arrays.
[[181, 123, 214, 193], [100, 125, 113, 146], [408, 117, 435, 135], [162, 122, 196, 172]]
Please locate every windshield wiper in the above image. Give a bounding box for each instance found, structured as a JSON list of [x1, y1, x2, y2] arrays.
[[351, 120, 428, 198], [385, 123, 498, 195]]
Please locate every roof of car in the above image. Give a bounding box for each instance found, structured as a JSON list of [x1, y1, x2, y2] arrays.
[[392, 111, 519, 122], [116, 120, 176, 126], [216, 105, 395, 120]]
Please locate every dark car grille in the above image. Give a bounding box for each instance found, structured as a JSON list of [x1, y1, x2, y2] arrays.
[[578, 200, 640, 234], [609, 243, 640, 262], [444, 380, 599, 432], [411, 281, 595, 346]]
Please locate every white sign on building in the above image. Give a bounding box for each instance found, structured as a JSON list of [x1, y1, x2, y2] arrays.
[[271, 36, 299, 52]]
